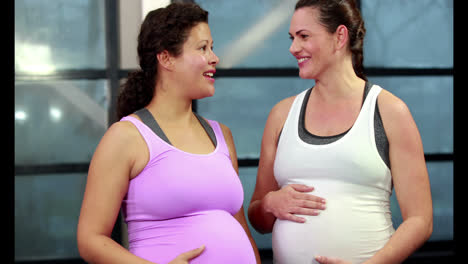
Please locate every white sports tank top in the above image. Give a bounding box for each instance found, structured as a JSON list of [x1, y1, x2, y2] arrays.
[[272, 84, 394, 264]]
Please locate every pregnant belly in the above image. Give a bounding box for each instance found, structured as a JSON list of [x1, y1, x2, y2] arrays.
[[272, 197, 394, 264], [128, 210, 255, 264]]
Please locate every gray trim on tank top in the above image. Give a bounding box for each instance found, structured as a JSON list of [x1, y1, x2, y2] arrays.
[[134, 108, 217, 147], [279, 82, 390, 168]]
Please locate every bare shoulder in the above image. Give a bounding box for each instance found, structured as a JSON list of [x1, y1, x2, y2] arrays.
[[377, 88, 421, 145], [218, 121, 231, 134], [263, 95, 297, 139], [218, 122, 235, 145], [377, 88, 413, 125], [104, 119, 141, 145], [91, 119, 148, 178], [217, 121, 239, 171], [270, 95, 297, 120], [94, 119, 146, 163]]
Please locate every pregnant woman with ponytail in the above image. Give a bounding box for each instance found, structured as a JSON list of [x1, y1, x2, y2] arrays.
[[248, 0, 433, 263], [77, 3, 260, 263]]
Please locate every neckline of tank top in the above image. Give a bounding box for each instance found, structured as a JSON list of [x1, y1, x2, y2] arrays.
[[132, 109, 220, 157], [298, 81, 373, 143]]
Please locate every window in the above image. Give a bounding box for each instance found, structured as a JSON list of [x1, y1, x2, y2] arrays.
[[14, 0, 110, 262]]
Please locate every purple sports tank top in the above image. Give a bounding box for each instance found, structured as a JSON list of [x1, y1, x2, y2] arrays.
[[119, 116, 256, 264]]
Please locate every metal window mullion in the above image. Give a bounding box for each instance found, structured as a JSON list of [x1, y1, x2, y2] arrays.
[[104, 0, 122, 245], [105, 0, 121, 126]]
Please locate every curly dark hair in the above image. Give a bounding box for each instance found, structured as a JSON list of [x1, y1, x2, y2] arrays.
[[295, 0, 367, 81], [116, 3, 209, 120]]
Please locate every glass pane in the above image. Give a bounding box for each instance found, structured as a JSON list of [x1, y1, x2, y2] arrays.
[[362, 0, 453, 68], [15, 80, 109, 165], [15, 0, 106, 73], [390, 161, 453, 241], [196, 0, 298, 68], [239, 167, 272, 249], [197, 77, 314, 158], [15, 173, 87, 260], [368, 76, 453, 154]]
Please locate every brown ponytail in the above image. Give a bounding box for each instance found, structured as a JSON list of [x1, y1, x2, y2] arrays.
[[116, 3, 208, 120], [295, 0, 367, 81]]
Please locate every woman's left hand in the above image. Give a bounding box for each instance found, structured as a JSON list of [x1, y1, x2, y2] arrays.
[[315, 255, 352, 264]]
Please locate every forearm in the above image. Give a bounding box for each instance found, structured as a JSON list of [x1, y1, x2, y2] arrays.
[[363, 216, 432, 264], [248, 198, 276, 234], [233, 206, 262, 263], [246, 227, 262, 264], [78, 234, 155, 264]]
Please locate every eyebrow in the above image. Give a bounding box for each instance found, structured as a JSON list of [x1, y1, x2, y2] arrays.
[[198, 39, 213, 45], [289, 29, 308, 37]]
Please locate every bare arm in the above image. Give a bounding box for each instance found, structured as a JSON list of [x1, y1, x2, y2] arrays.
[[220, 123, 261, 264], [248, 97, 325, 234], [77, 121, 156, 264], [77, 121, 205, 264], [248, 99, 284, 234], [362, 91, 433, 263]]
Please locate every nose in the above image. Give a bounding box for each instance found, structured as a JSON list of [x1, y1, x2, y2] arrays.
[[209, 49, 219, 66], [289, 38, 300, 56]]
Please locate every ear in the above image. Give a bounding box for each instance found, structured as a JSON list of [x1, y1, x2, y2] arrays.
[[156, 50, 175, 71], [335, 25, 349, 50]]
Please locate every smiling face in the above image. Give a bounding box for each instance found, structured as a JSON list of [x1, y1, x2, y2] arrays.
[[173, 22, 219, 99], [289, 7, 337, 79]]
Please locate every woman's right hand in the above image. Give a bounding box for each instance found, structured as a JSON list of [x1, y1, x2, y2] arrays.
[[262, 184, 326, 223], [168, 245, 205, 264]]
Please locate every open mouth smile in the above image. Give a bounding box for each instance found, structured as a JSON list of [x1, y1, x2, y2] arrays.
[[203, 70, 216, 82], [296, 57, 310, 67]]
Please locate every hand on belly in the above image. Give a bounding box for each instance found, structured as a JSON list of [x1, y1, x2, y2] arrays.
[[263, 184, 326, 223], [315, 255, 352, 264], [168, 245, 205, 264]]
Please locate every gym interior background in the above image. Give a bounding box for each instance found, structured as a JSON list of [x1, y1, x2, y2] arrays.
[[14, 0, 455, 263]]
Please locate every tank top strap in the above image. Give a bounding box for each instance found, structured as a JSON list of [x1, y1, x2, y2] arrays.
[[361, 84, 382, 125], [119, 115, 171, 161], [278, 88, 310, 146], [207, 120, 231, 159], [194, 113, 217, 147], [344, 84, 383, 153], [134, 108, 172, 145], [367, 84, 382, 106], [361, 83, 383, 137]]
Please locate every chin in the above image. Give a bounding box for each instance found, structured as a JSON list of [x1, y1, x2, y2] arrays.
[[194, 87, 215, 100], [206, 84, 216, 96], [299, 69, 315, 79], [204, 90, 215, 98]]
